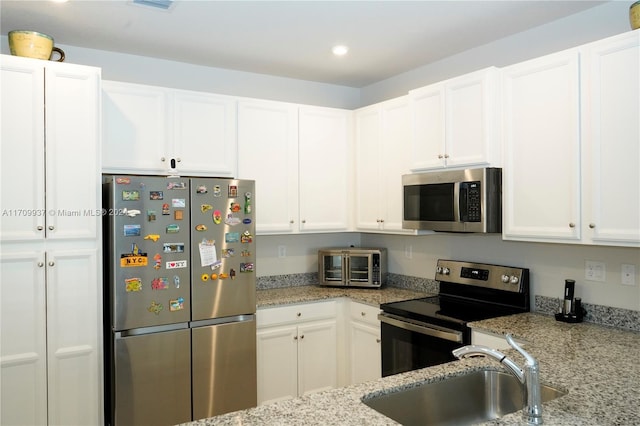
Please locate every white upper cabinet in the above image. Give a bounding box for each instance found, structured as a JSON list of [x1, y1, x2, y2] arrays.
[[502, 31, 639, 247], [580, 31, 639, 246], [298, 106, 351, 232], [237, 99, 299, 234], [1, 56, 101, 242], [355, 96, 413, 233], [102, 80, 237, 176], [237, 99, 351, 235], [502, 50, 581, 242], [409, 67, 500, 171]]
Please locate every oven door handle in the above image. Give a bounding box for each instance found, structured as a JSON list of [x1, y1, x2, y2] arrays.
[[378, 313, 463, 343]]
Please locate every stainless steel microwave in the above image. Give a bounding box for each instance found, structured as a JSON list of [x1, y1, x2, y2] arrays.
[[402, 167, 502, 233], [318, 248, 387, 288]]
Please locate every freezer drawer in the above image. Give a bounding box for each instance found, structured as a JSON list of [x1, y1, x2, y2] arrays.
[[113, 328, 191, 426], [192, 316, 257, 420]]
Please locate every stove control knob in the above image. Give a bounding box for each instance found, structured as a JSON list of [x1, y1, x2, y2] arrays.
[[510, 276, 520, 285], [501, 274, 510, 283], [442, 267, 450, 276], [436, 266, 443, 274]]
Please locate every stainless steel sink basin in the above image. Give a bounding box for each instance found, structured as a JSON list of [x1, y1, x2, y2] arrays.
[[363, 369, 566, 426]]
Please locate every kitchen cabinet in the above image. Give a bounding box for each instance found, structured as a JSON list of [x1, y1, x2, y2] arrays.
[[409, 67, 500, 171], [256, 301, 338, 405], [0, 55, 102, 425], [238, 99, 351, 234], [348, 302, 381, 385], [471, 329, 525, 350], [354, 96, 413, 233], [102, 80, 237, 177], [502, 31, 639, 247]]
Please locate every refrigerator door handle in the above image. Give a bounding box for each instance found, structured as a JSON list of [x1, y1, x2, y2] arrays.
[[190, 314, 256, 328], [115, 322, 189, 338]]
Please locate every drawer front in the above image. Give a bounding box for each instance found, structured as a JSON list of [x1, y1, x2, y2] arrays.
[[349, 301, 381, 326], [258, 300, 337, 328]]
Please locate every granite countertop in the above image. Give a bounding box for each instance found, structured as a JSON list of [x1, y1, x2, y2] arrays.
[[256, 284, 431, 308], [181, 287, 640, 426]]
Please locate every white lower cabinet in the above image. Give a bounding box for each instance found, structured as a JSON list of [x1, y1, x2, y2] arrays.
[[348, 302, 381, 384], [256, 301, 338, 405]]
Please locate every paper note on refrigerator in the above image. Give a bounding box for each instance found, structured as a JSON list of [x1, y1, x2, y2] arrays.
[[199, 239, 220, 268]]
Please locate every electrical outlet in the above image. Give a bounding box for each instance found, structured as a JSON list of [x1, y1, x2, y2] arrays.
[[278, 245, 286, 258], [621, 264, 636, 286], [404, 245, 413, 259], [585, 260, 606, 282]]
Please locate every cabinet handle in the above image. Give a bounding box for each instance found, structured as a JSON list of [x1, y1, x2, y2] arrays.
[[48, 225, 54, 231], [37, 262, 44, 267], [569, 223, 576, 228], [589, 223, 596, 229], [37, 225, 44, 231], [48, 261, 55, 267]]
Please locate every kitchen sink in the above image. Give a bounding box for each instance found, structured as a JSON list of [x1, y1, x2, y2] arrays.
[[363, 369, 566, 426]]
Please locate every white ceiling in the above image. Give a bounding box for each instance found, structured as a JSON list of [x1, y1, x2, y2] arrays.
[[1, 0, 606, 88]]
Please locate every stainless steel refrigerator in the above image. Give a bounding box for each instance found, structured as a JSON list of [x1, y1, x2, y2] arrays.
[[103, 175, 257, 426]]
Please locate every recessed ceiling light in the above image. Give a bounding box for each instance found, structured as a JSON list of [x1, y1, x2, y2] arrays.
[[332, 45, 349, 56]]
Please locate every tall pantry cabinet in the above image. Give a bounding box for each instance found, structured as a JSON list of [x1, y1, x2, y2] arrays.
[[0, 55, 103, 425]]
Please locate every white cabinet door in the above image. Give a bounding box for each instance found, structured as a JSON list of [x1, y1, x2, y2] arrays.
[[237, 100, 299, 234], [171, 90, 237, 177], [0, 250, 48, 426], [45, 248, 101, 426], [1, 57, 46, 242], [354, 105, 382, 231], [349, 321, 381, 384], [581, 32, 640, 246], [297, 319, 338, 396], [410, 67, 499, 171], [256, 324, 298, 405], [102, 81, 168, 173], [45, 62, 101, 240], [298, 107, 351, 232], [355, 97, 412, 233], [502, 50, 581, 242]]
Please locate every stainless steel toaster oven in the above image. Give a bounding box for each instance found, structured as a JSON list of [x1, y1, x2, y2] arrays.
[[318, 248, 387, 288]]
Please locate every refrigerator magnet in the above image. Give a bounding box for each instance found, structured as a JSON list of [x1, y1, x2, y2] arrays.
[[228, 185, 238, 197], [124, 224, 141, 237], [196, 185, 207, 194], [195, 224, 207, 232], [222, 248, 235, 258], [171, 198, 186, 208], [225, 232, 240, 243], [122, 190, 140, 201], [163, 243, 184, 253], [115, 177, 131, 185], [169, 297, 184, 312], [166, 260, 187, 269], [240, 263, 254, 273], [147, 210, 157, 222], [144, 234, 160, 242], [125, 277, 142, 292], [162, 203, 170, 215], [166, 224, 179, 233], [230, 202, 241, 213], [213, 210, 222, 224], [147, 301, 163, 315], [151, 277, 169, 290], [225, 214, 241, 226], [213, 185, 221, 197], [241, 230, 253, 243], [230, 269, 236, 279], [153, 253, 162, 270], [201, 204, 213, 213], [120, 252, 148, 267], [149, 191, 163, 200], [174, 210, 184, 220], [166, 181, 186, 190], [201, 273, 209, 282], [173, 275, 180, 288]]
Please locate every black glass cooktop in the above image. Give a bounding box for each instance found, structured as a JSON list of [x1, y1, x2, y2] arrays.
[[381, 295, 526, 329]]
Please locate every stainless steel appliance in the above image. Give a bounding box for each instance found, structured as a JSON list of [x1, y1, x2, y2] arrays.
[[103, 175, 257, 425], [402, 167, 502, 233], [318, 248, 387, 288], [379, 259, 529, 377]]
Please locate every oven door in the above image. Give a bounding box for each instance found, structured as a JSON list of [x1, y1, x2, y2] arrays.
[[379, 313, 467, 377]]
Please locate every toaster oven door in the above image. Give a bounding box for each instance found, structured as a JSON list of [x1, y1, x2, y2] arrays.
[[320, 252, 346, 285]]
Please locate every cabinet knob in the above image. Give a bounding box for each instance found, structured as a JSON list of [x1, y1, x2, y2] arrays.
[[289, 220, 294, 224], [294, 336, 298, 340], [301, 219, 306, 224], [589, 223, 596, 229], [176, 158, 181, 163], [444, 154, 450, 159], [300, 335, 304, 339], [376, 338, 381, 343], [569, 223, 576, 228], [48, 261, 55, 267], [438, 154, 444, 159], [161, 157, 166, 162], [37, 225, 44, 231], [37, 262, 44, 267], [361, 312, 366, 316], [48, 225, 54, 231], [297, 312, 301, 317]]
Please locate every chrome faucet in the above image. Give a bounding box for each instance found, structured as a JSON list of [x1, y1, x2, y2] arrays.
[[453, 334, 543, 425]]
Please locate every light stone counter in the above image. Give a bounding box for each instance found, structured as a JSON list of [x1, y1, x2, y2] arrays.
[[180, 292, 640, 426]]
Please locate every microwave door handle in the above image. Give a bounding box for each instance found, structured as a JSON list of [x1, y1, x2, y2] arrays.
[[454, 181, 461, 222], [343, 254, 349, 285]]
